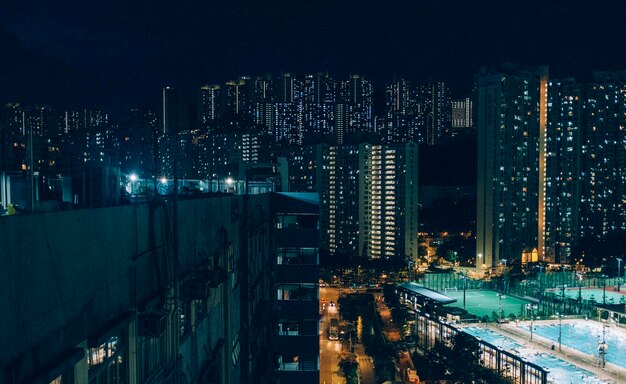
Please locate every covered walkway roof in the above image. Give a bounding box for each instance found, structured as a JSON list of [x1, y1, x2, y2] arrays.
[[397, 282, 457, 305]]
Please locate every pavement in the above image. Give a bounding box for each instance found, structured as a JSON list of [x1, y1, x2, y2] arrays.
[[355, 343, 376, 384], [377, 298, 402, 342], [376, 296, 415, 381]]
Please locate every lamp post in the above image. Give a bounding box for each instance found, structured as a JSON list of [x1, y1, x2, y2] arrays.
[[617, 258, 622, 292], [459, 272, 468, 309], [537, 265, 545, 303], [561, 266, 568, 314], [599, 322, 608, 368], [603, 274, 607, 305], [526, 304, 538, 341], [225, 176, 234, 193], [577, 272, 583, 313], [497, 293, 505, 324], [556, 312, 563, 351], [501, 259, 508, 293], [129, 173, 138, 196], [414, 309, 419, 353]]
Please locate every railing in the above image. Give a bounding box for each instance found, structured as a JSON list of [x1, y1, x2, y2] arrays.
[[414, 313, 548, 384]]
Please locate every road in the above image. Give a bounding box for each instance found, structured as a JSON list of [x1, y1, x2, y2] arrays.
[[320, 287, 345, 384]]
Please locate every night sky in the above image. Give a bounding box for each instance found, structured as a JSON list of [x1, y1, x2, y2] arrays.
[[2, 1, 626, 112]]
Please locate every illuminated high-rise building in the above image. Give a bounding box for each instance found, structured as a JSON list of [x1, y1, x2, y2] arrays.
[[476, 66, 548, 268], [162, 86, 188, 135], [580, 72, 626, 240], [337, 75, 373, 134], [320, 142, 419, 261], [275, 102, 302, 146], [252, 77, 275, 135], [383, 79, 421, 144], [426, 81, 451, 145], [544, 78, 583, 263], [199, 84, 221, 131], [160, 86, 194, 178], [451, 98, 473, 129], [301, 74, 335, 143], [224, 78, 247, 119], [368, 143, 419, 260]]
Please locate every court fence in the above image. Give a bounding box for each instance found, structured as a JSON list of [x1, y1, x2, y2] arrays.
[[414, 313, 548, 384], [420, 271, 623, 317]]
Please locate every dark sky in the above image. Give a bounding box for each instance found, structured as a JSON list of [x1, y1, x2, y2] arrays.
[[1, 0, 625, 112]]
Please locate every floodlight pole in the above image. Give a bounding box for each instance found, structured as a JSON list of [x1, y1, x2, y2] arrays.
[[562, 266, 567, 315], [617, 258, 622, 292], [526, 304, 537, 341], [414, 309, 419, 353], [600, 322, 608, 368], [463, 276, 467, 309], [537, 265, 545, 303], [557, 312, 563, 351], [459, 272, 467, 309], [577, 273, 583, 313], [501, 259, 508, 293], [530, 308, 534, 341]]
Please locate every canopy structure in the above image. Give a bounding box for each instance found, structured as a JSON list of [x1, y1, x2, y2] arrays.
[[397, 282, 457, 305]]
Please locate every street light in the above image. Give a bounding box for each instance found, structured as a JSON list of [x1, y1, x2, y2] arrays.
[[129, 173, 138, 195], [537, 264, 545, 303], [561, 266, 568, 314], [599, 321, 609, 368], [576, 273, 583, 313], [497, 293, 505, 324], [459, 272, 468, 309], [414, 309, 420, 353], [501, 259, 508, 293], [556, 312, 563, 351], [617, 258, 623, 292], [602, 274, 607, 305], [526, 304, 538, 341]]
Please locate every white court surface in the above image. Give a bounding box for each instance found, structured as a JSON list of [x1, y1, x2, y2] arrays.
[[515, 319, 626, 370], [462, 325, 613, 384]]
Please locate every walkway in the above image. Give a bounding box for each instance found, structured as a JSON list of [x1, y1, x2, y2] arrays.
[[355, 343, 376, 384], [376, 296, 416, 381]]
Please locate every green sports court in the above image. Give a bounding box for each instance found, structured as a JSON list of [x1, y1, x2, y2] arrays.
[[442, 289, 532, 318]]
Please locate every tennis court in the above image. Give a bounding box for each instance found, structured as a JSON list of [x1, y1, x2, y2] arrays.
[[444, 289, 532, 318]]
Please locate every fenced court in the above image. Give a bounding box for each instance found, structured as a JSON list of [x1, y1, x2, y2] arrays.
[[463, 326, 609, 383], [546, 287, 626, 304], [444, 290, 532, 319], [519, 320, 626, 371]]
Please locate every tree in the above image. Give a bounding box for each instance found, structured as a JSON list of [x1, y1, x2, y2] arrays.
[[436, 235, 477, 266], [337, 352, 359, 384]]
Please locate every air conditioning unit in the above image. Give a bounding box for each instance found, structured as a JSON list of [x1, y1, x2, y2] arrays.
[[138, 310, 168, 338]]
